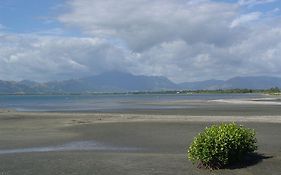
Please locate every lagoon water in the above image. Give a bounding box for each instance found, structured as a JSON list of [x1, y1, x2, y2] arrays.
[[0, 93, 264, 112]]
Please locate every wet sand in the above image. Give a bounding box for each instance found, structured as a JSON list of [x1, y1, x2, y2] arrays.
[[0, 104, 281, 174]]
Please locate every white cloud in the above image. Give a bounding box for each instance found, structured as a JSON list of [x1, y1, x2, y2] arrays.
[[59, 0, 239, 51], [238, 0, 277, 6], [230, 12, 261, 28], [130, 25, 281, 82]]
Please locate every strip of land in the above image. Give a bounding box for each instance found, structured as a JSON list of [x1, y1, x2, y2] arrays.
[[212, 98, 281, 105]]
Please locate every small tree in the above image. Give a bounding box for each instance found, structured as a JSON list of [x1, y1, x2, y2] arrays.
[[188, 123, 257, 169], [269, 87, 280, 93]]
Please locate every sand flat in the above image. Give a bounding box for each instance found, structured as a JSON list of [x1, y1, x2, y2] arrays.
[[0, 110, 281, 175]]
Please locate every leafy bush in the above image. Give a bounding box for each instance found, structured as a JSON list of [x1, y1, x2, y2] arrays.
[[187, 123, 257, 169]]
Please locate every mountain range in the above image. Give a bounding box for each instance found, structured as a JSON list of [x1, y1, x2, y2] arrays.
[[0, 71, 281, 94]]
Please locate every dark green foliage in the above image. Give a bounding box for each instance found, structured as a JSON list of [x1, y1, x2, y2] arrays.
[[268, 87, 280, 94], [130, 87, 281, 95], [188, 123, 257, 169]]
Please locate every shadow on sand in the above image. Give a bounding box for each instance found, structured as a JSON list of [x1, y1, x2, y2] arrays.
[[226, 153, 273, 169]]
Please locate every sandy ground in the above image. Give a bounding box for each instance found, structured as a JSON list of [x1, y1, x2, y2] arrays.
[[0, 109, 281, 175], [212, 98, 281, 105]]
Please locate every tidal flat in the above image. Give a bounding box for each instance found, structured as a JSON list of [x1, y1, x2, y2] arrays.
[[0, 100, 281, 175]]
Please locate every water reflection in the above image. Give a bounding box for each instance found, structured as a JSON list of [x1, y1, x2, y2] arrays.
[[0, 141, 140, 155]]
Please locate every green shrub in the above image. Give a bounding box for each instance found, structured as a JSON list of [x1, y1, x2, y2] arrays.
[[187, 123, 257, 169]]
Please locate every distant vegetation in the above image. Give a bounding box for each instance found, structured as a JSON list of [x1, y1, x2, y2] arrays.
[[130, 87, 281, 95], [186, 87, 280, 94], [1, 87, 280, 95]]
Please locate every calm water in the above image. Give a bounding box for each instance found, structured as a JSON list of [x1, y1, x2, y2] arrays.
[[0, 93, 264, 112]]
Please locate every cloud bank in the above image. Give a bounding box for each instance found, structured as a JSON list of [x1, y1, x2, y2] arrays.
[[1, 0, 281, 82], [0, 34, 131, 81]]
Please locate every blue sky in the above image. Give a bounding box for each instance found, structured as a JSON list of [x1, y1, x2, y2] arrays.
[[0, 0, 61, 32], [0, 0, 281, 82]]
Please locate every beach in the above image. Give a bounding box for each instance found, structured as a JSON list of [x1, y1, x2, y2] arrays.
[[2, 0, 281, 174], [0, 100, 281, 175]]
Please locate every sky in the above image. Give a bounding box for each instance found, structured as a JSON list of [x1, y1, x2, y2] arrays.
[[0, 0, 281, 83]]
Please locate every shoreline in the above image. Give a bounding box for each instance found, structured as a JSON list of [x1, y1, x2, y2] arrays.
[[212, 98, 281, 105]]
